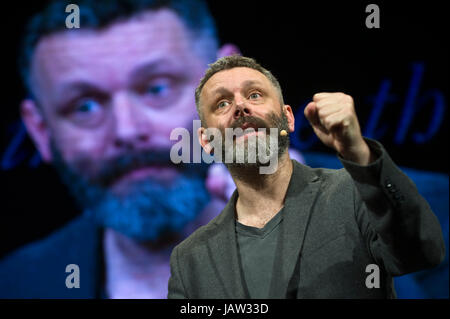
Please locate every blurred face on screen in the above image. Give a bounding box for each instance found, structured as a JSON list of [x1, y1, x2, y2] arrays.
[[25, 9, 212, 241]]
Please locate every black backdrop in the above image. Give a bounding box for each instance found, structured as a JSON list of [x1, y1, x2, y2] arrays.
[[1, 1, 448, 257]]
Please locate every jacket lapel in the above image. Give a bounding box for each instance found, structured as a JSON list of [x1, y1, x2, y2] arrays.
[[207, 190, 248, 298], [270, 160, 322, 298]]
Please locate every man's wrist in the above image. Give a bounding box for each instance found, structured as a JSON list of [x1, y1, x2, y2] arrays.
[[340, 141, 375, 166]]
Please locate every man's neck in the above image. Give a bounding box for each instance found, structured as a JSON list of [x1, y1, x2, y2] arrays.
[[229, 152, 293, 228], [102, 197, 226, 298]]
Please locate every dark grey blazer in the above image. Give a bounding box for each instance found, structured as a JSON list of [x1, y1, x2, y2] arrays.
[[168, 139, 445, 299]]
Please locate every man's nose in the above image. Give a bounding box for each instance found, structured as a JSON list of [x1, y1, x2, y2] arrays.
[[233, 98, 252, 119], [112, 92, 150, 150]]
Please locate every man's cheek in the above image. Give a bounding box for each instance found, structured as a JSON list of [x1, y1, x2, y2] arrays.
[[154, 119, 196, 146], [53, 130, 108, 162], [67, 153, 107, 183]]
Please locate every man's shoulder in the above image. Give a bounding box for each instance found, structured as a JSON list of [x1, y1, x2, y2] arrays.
[[0, 214, 98, 263], [0, 214, 101, 298], [294, 159, 353, 189], [319, 166, 353, 187]]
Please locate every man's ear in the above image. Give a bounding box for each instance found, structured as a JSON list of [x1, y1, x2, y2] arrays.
[[216, 43, 241, 59], [197, 126, 213, 154], [283, 104, 296, 133], [20, 99, 52, 163]]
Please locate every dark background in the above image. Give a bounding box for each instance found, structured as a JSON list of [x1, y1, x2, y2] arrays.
[[0, 1, 448, 260]]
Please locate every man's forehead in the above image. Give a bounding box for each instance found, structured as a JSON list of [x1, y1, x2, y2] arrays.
[[203, 67, 270, 97], [31, 9, 193, 81]]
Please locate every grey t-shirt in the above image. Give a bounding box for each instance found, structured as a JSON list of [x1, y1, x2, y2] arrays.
[[235, 209, 283, 298]]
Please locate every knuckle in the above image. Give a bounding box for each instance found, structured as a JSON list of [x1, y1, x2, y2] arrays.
[[317, 100, 326, 108], [332, 92, 344, 99], [345, 95, 354, 103], [343, 102, 352, 111], [339, 93, 352, 103]]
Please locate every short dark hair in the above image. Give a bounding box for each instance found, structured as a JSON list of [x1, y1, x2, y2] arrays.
[[19, 0, 218, 97], [195, 55, 284, 123]]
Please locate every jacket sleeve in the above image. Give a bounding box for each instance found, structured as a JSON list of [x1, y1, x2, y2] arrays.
[[339, 137, 445, 276], [167, 245, 188, 299]]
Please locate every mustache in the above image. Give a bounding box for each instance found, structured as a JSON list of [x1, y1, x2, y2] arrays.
[[92, 149, 174, 186], [230, 115, 270, 131], [59, 148, 205, 188]]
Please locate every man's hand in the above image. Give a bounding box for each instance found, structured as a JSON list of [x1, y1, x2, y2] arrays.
[[304, 92, 374, 165]]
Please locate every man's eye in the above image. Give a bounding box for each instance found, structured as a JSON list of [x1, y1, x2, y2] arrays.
[[75, 99, 101, 113], [249, 92, 261, 100], [217, 101, 231, 108], [67, 98, 105, 127], [146, 80, 171, 97]]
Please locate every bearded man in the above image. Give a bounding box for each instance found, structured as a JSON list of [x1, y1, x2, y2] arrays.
[[167, 55, 445, 299]]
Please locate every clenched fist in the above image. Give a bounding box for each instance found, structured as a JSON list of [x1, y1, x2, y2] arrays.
[[304, 92, 374, 165]]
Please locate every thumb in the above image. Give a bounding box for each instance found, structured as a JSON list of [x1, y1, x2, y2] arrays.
[[304, 101, 320, 127], [304, 101, 329, 137]]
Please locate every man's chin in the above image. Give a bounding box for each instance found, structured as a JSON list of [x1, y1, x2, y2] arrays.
[[83, 172, 210, 242]]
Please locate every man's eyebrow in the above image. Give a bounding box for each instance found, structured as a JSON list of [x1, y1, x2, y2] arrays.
[[211, 87, 232, 99], [56, 58, 183, 100], [58, 81, 107, 99], [52, 81, 110, 112], [129, 58, 184, 83], [211, 80, 265, 97]]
